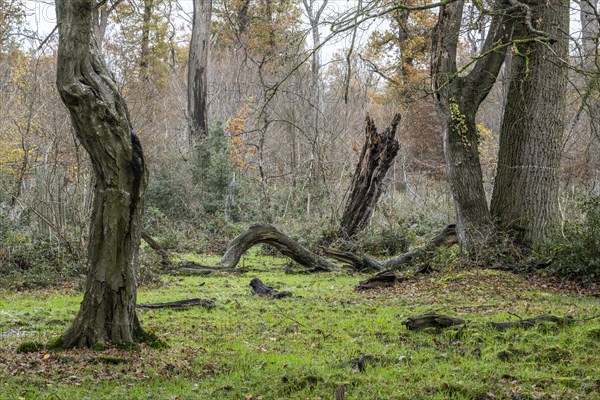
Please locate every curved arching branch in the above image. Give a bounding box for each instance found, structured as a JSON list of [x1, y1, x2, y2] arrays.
[[219, 225, 342, 272]]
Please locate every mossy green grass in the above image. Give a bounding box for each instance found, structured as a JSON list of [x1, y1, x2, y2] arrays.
[[1, 255, 599, 399]]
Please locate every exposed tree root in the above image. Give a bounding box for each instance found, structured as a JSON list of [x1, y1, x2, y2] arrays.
[[402, 313, 572, 331]]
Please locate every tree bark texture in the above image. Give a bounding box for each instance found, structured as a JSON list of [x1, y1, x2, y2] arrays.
[[56, 0, 148, 348], [491, 0, 569, 245], [431, 0, 513, 250], [580, 0, 600, 195], [140, 0, 153, 79], [219, 225, 340, 271], [188, 0, 212, 141], [339, 114, 401, 238]]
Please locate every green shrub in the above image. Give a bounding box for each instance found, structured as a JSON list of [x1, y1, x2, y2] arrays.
[[543, 196, 600, 282], [0, 211, 80, 289], [16, 341, 44, 353]]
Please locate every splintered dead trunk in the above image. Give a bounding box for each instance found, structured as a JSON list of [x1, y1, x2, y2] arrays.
[[491, 0, 569, 245], [56, 0, 148, 348], [339, 114, 401, 238]]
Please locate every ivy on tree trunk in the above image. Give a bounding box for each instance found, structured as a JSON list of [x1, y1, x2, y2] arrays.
[[431, 0, 514, 250]]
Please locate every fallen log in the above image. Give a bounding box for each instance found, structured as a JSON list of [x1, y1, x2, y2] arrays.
[[488, 314, 571, 331], [250, 278, 293, 299], [137, 298, 215, 310], [321, 247, 385, 272], [164, 260, 246, 276], [355, 270, 397, 291], [402, 314, 466, 330], [219, 225, 342, 272], [324, 224, 457, 272], [402, 313, 572, 331], [381, 224, 457, 270]]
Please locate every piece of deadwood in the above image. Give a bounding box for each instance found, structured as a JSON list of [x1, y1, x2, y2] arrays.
[[402, 314, 466, 330], [250, 278, 293, 299], [488, 314, 571, 331], [402, 313, 572, 332], [335, 384, 346, 400], [355, 270, 397, 291], [137, 298, 215, 310]]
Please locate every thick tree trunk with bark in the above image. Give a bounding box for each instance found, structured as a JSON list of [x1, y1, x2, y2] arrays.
[[140, 0, 153, 79], [56, 0, 148, 348], [580, 0, 600, 195], [188, 0, 212, 141], [339, 114, 401, 238], [431, 0, 513, 250], [491, 0, 569, 245]]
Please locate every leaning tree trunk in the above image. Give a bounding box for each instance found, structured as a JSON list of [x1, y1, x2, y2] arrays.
[[56, 0, 148, 348], [339, 114, 401, 238], [431, 0, 513, 250], [188, 0, 212, 142], [491, 0, 569, 245]]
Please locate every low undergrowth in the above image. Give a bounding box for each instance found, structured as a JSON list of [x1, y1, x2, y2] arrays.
[[1, 255, 599, 400]]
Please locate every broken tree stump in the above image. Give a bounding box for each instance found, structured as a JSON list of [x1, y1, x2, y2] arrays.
[[355, 270, 397, 291], [250, 278, 293, 299], [137, 298, 215, 310], [219, 225, 341, 272], [339, 114, 401, 238]]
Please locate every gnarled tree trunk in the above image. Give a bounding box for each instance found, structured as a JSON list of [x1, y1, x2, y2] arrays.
[[339, 114, 401, 238], [56, 0, 148, 348]]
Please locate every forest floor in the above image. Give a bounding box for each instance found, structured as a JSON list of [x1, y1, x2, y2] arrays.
[[1, 253, 599, 400]]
